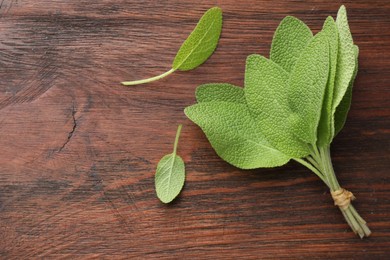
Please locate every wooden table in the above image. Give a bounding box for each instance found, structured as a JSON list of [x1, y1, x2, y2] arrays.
[[1, 1, 389, 258]]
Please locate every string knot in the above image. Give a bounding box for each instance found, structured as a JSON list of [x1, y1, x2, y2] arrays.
[[331, 188, 355, 210]]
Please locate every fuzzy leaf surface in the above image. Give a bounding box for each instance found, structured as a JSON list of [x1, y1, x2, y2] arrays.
[[317, 17, 339, 147], [172, 7, 222, 71], [334, 45, 359, 135], [155, 154, 185, 203], [288, 32, 330, 144], [270, 16, 313, 72], [244, 54, 309, 157], [196, 83, 245, 103], [332, 5, 356, 111], [185, 102, 290, 169]]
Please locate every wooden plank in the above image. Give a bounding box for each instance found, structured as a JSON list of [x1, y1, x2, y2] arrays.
[[0, 0, 389, 258]]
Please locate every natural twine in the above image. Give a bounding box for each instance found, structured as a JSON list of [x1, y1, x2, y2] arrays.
[[331, 188, 356, 210]]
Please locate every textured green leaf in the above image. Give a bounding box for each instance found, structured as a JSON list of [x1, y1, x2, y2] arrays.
[[332, 5, 355, 112], [288, 31, 330, 144], [172, 7, 223, 71], [334, 45, 359, 135], [270, 16, 313, 72], [317, 17, 339, 147], [122, 7, 222, 86], [196, 83, 245, 103], [244, 54, 309, 158], [185, 102, 290, 169], [155, 125, 185, 203], [155, 154, 185, 203]]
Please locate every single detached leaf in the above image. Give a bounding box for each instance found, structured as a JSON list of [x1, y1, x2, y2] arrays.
[[172, 7, 223, 71], [317, 17, 339, 147], [122, 7, 222, 86], [244, 54, 309, 158], [332, 5, 356, 112], [185, 101, 290, 169], [288, 31, 330, 145], [334, 45, 359, 135], [270, 16, 313, 72], [196, 83, 245, 103], [155, 125, 185, 203]]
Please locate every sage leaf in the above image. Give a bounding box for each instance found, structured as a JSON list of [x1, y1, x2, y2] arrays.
[[155, 125, 185, 203], [270, 16, 313, 72], [173, 7, 223, 71], [334, 45, 359, 135], [288, 31, 330, 145], [317, 17, 339, 147], [332, 5, 356, 111], [122, 7, 222, 86], [196, 83, 245, 103], [244, 54, 310, 157], [185, 102, 290, 169]]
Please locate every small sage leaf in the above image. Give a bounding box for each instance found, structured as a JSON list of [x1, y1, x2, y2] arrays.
[[173, 7, 223, 71], [122, 7, 222, 86], [155, 125, 185, 203]]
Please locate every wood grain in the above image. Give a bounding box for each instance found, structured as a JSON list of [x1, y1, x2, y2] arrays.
[[0, 0, 389, 258]]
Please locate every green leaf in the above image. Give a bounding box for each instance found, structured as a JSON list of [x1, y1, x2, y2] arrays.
[[155, 125, 185, 203], [334, 45, 359, 135], [173, 7, 223, 71], [244, 54, 310, 158], [332, 5, 356, 111], [270, 16, 313, 72], [185, 102, 290, 169], [317, 17, 339, 147], [122, 7, 222, 86], [196, 83, 245, 103], [288, 31, 330, 145]]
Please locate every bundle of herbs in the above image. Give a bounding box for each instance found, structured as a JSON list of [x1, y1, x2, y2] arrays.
[[185, 5, 370, 238]]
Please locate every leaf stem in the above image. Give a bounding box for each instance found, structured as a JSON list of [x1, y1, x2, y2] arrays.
[[296, 145, 370, 237], [293, 158, 329, 187], [309, 144, 322, 163], [173, 124, 183, 156], [121, 68, 176, 86], [306, 155, 321, 171], [317, 145, 371, 238]]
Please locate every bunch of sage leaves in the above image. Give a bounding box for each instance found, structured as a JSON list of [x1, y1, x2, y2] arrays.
[[185, 6, 370, 238]]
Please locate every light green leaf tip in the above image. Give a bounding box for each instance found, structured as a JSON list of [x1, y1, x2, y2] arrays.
[[332, 5, 356, 111], [185, 102, 290, 169], [195, 83, 245, 103], [317, 16, 339, 147], [173, 7, 223, 71], [155, 125, 185, 203], [270, 16, 313, 72]]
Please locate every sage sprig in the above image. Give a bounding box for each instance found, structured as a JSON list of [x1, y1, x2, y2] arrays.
[[122, 7, 222, 86], [155, 125, 185, 203], [185, 6, 371, 238]]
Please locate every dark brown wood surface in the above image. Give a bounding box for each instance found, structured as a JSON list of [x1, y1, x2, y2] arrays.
[[1, 0, 389, 258]]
